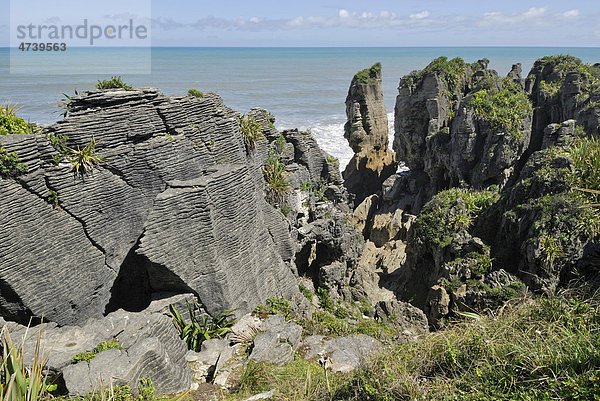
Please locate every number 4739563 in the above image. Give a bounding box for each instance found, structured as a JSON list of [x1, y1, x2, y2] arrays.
[[18, 43, 67, 51]]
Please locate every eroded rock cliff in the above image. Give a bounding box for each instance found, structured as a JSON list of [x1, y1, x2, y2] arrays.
[[343, 63, 396, 207]]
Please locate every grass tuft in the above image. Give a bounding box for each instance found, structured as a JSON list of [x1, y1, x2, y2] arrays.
[[187, 88, 204, 98], [67, 137, 107, 176], [0, 104, 40, 135], [96, 76, 133, 90], [238, 115, 264, 150]]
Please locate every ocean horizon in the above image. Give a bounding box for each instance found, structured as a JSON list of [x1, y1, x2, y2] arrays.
[[1, 46, 599, 167]]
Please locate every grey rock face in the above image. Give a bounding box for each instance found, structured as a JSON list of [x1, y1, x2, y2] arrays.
[[373, 299, 429, 338], [343, 64, 397, 206], [3, 294, 192, 396], [394, 61, 532, 211], [0, 89, 302, 325], [298, 334, 383, 373], [249, 314, 302, 365]]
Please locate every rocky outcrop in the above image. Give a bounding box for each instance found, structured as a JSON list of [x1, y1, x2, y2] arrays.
[[0, 89, 346, 326], [394, 57, 533, 210], [2, 294, 194, 395], [248, 314, 303, 365], [353, 55, 600, 323], [343, 63, 396, 206], [525, 55, 600, 150]]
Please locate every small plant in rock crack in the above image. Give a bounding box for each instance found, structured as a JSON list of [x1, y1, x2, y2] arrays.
[[263, 153, 290, 206], [67, 136, 107, 176], [0, 146, 28, 177], [47, 190, 59, 209], [57, 90, 78, 118], [47, 132, 69, 163], [71, 338, 122, 364], [170, 301, 236, 352], [300, 179, 328, 211], [238, 115, 264, 149]]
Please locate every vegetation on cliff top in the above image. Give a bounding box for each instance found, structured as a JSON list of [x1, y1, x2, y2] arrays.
[[470, 89, 531, 140], [187, 88, 204, 98], [354, 62, 382, 84], [401, 56, 472, 93], [0, 104, 39, 136], [96, 76, 133, 90]]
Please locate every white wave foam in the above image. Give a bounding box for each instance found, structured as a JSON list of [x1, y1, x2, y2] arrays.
[[276, 112, 398, 172]]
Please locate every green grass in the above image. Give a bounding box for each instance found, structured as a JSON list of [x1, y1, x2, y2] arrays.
[[96, 76, 133, 90], [354, 63, 382, 84], [187, 88, 204, 98], [299, 284, 313, 302], [0, 145, 28, 177], [55, 377, 186, 401], [317, 288, 335, 312], [332, 288, 600, 401], [470, 89, 531, 140], [253, 297, 293, 320], [226, 289, 600, 401], [71, 338, 122, 364], [229, 358, 333, 401], [413, 187, 499, 248], [0, 104, 40, 135], [238, 115, 264, 149]]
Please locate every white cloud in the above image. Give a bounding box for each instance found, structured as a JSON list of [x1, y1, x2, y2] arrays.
[[151, 7, 585, 34], [562, 9, 579, 18], [409, 11, 430, 20], [523, 7, 547, 18], [480, 7, 582, 27]]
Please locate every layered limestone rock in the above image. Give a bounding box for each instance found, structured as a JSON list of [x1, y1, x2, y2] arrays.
[[343, 63, 396, 207], [0, 89, 302, 325], [3, 294, 194, 395], [393, 57, 533, 211], [356, 56, 600, 323]]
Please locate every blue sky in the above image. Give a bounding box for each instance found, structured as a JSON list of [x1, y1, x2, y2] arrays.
[[1, 0, 599, 47]]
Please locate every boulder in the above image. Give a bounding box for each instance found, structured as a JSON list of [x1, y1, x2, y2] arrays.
[[3, 294, 193, 396], [249, 314, 302, 365], [298, 334, 383, 373]]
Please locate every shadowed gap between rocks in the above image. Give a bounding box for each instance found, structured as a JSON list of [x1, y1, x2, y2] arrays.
[[105, 241, 199, 315], [294, 241, 344, 290]]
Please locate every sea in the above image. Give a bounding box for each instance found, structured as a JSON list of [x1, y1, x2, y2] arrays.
[[1, 47, 599, 168]]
